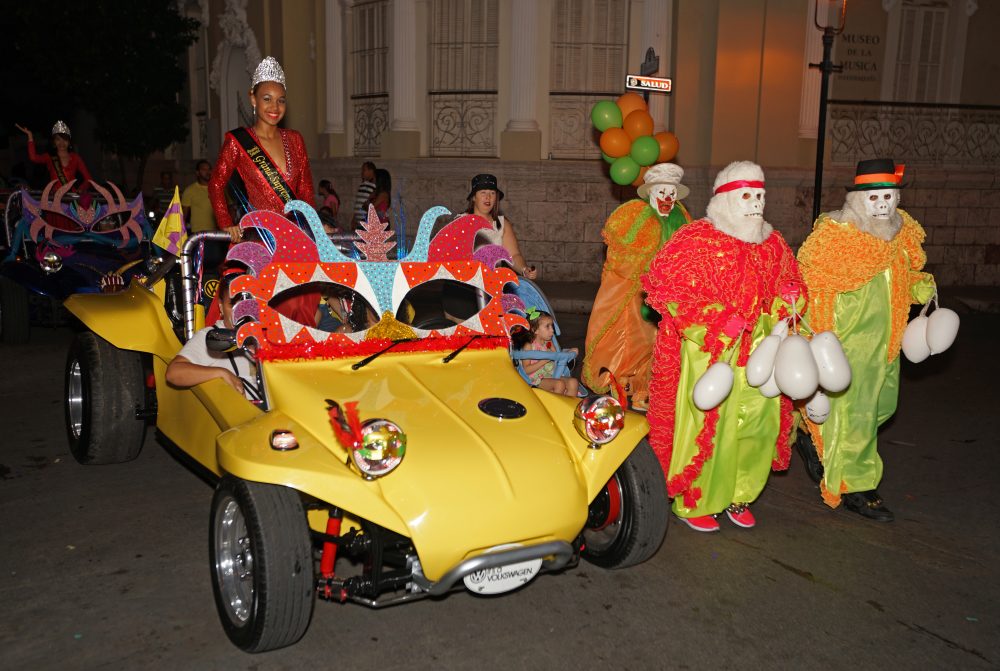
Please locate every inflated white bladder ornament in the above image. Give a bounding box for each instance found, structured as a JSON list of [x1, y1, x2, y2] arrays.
[[771, 319, 789, 340], [693, 361, 734, 411], [746, 335, 781, 387], [902, 314, 931, 363], [759, 367, 781, 398], [774, 334, 819, 400], [805, 389, 830, 424], [926, 306, 959, 354], [809, 331, 851, 393]]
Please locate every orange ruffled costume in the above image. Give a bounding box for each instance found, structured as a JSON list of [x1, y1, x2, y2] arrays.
[[582, 200, 690, 403], [797, 210, 934, 507]]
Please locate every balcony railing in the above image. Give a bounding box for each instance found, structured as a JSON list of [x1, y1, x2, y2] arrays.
[[429, 92, 497, 157], [828, 100, 1000, 168], [352, 94, 389, 157]]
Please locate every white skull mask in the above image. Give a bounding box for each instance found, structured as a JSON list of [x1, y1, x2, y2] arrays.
[[863, 188, 900, 219], [647, 184, 678, 217], [732, 187, 765, 219]]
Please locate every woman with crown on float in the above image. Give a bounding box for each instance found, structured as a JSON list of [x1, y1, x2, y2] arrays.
[[208, 56, 318, 325], [15, 120, 93, 193]]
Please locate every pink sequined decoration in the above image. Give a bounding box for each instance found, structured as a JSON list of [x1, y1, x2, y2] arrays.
[[472, 244, 511, 270], [355, 204, 395, 261], [228, 241, 273, 276]]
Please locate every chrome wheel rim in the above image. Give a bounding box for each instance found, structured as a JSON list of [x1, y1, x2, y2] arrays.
[[214, 496, 254, 625], [67, 359, 83, 439], [583, 474, 624, 553]]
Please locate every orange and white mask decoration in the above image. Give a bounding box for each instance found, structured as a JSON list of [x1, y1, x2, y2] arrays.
[[227, 201, 528, 360]]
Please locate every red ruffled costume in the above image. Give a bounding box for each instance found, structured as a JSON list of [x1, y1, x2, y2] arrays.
[[209, 127, 317, 325], [642, 221, 806, 509]]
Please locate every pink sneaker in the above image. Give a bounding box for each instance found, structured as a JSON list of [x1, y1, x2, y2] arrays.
[[678, 515, 720, 532], [725, 504, 756, 528]]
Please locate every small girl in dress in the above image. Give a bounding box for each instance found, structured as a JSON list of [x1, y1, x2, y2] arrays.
[[512, 309, 580, 397]]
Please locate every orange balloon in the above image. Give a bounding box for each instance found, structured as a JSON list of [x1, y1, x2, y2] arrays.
[[616, 92, 647, 121], [599, 127, 631, 158], [654, 131, 679, 162], [623, 110, 654, 140], [631, 165, 649, 188]]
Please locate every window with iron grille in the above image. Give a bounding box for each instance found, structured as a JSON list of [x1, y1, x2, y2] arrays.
[[892, 1, 948, 102], [352, 0, 389, 155], [549, 0, 628, 158], [429, 0, 499, 156]]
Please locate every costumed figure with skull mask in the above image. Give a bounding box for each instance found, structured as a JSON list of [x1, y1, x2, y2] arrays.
[[582, 163, 691, 410], [795, 159, 935, 522], [641, 161, 806, 532]]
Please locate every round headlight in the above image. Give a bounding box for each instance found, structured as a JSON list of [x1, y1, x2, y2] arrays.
[[574, 396, 625, 448], [40, 251, 63, 274], [351, 419, 406, 478]]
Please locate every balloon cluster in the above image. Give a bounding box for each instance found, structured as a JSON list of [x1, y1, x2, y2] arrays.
[[591, 92, 679, 187]]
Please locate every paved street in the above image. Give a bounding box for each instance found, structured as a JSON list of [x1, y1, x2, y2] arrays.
[[1, 312, 998, 670]]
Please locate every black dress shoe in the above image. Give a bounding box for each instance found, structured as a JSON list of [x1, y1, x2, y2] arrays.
[[842, 490, 894, 522], [794, 431, 824, 484]]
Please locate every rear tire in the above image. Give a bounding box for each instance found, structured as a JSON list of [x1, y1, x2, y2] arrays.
[[210, 476, 315, 653], [582, 439, 669, 569], [65, 331, 146, 464], [0, 276, 29, 344]]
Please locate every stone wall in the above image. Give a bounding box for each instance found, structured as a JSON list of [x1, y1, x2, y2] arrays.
[[310, 157, 1000, 287]]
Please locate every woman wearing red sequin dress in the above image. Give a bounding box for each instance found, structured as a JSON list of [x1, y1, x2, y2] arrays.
[[15, 120, 93, 192], [208, 56, 317, 325]]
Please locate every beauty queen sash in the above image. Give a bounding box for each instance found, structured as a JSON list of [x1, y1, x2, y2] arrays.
[[52, 155, 68, 185], [230, 127, 296, 204]]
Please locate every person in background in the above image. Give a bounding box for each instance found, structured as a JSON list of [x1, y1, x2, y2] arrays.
[[465, 173, 537, 280], [181, 160, 217, 233], [365, 168, 391, 223], [352, 161, 376, 228], [318, 179, 340, 218], [15, 120, 93, 192]]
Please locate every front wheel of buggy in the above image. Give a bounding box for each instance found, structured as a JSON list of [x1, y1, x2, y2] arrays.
[[582, 439, 669, 569], [210, 476, 315, 653]]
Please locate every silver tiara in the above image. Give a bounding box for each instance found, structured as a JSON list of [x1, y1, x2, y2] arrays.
[[51, 120, 71, 137], [251, 56, 286, 90]]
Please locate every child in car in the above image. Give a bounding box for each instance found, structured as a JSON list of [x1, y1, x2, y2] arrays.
[[511, 308, 580, 397]]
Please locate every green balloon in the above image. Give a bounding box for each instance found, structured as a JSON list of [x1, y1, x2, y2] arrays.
[[591, 100, 623, 132], [610, 156, 640, 186], [630, 135, 660, 166], [602, 152, 616, 164]]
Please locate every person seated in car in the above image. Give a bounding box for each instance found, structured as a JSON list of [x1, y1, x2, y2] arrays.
[[166, 270, 256, 398]]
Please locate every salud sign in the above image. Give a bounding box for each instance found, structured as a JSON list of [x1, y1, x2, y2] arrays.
[[625, 74, 672, 94]]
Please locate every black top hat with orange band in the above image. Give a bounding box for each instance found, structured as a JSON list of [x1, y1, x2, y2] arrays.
[[847, 158, 907, 191]]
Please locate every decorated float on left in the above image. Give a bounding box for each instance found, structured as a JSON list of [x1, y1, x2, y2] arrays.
[[0, 180, 154, 343]]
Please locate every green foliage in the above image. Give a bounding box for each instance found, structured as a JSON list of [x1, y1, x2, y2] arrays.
[[4, 1, 197, 161]]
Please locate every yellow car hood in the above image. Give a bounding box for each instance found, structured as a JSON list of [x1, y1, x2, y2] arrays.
[[260, 346, 590, 578]]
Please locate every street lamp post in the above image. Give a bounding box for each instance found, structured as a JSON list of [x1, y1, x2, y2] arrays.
[[810, 0, 847, 221]]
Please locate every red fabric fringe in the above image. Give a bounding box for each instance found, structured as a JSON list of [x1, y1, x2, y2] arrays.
[[641, 220, 805, 506]]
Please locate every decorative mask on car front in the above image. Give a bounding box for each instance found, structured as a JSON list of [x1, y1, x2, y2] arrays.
[[227, 202, 529, 360], [16, 180, 151, 249]]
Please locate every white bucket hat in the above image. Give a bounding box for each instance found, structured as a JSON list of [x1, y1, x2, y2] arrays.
[[637, 163, 689, 200]]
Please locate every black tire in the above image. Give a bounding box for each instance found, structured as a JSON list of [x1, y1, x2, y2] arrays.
[[210, 476, 315, 653], [0, 276, 30, 344], [64, 331, 146, 464], [582, 439, 669, 569]]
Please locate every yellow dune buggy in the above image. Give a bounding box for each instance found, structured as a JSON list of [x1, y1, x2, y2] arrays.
[[63, 203, 668, 652]]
